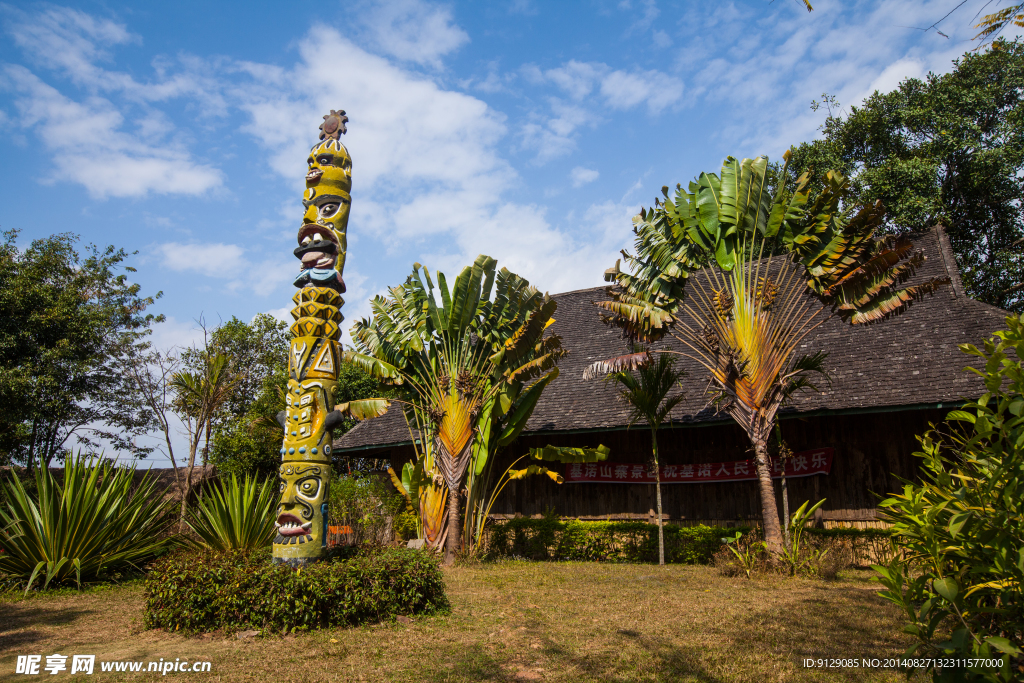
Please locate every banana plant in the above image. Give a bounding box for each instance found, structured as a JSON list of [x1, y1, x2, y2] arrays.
[[465, 444, 610, 556], [351, 255, 567, 563], [600, 151, 950, 556]]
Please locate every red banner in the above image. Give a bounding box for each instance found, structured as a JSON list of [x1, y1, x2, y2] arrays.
[[564, 448, 833, 484]]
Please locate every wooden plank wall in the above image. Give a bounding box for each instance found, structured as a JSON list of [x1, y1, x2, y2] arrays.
[[381, 408, 946, 525]]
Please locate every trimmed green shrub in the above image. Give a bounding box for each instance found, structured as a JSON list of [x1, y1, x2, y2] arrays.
[[144, 547, 449, 634], [486, 518, 746, 564]]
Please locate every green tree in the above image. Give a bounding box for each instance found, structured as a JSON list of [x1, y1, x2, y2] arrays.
[[788, 40, 1024, 311], [585, 351, 685, 565], [601, 154, 945, 554], [198, 314, 290, 478], [875, 314, 1024, 681], [0, 230, 162, 469]]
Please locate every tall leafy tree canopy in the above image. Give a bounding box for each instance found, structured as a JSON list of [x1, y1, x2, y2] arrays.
[[0, 230, 162, 468], [789, 39, 1024, 311]]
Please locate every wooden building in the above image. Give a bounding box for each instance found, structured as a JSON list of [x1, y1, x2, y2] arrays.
[[335, 227, 1007, 527]]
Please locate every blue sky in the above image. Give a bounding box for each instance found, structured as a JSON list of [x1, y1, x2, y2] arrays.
[[0, 0, 1010, 462]]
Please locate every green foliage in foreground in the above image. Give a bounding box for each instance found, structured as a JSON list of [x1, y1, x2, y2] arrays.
[[874, 314, 1024, 682], [185, 473, 277, 552], [487, 519, 747, 565], [0, 455, 175, 592], [144, 548, 450, 634]]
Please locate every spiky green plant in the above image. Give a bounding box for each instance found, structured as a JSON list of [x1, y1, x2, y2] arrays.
[[184, 473, 278, 551], [0, 455, 174, 593]]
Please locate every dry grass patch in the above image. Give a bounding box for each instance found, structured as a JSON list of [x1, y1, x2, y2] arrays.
[[0, 562, 922, 682]]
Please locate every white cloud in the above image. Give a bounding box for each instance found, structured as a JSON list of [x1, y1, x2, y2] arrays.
[[570, 166, 599, 187], [600, 68, 683, 113], [1, 65, 224, 198], [543, 60, 603, 100], [359, 0, 469, 68], [157, 241, 294, 297], [515, 60, 683, 160], [4, 5, 228, 114], [670, 0, 1006, 156], [519, 99, 597, 163], [159, 242, 245, 277], [263, 307, 294, 325]]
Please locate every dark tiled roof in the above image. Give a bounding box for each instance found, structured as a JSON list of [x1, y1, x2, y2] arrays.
[[336, 228, 1007, 452]]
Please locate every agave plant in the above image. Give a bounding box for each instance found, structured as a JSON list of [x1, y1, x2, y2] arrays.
[[184, 473, 278, 551], [600, 152, 949, 555], [0, 455, 175, 593], [350, 255, 570, 563]]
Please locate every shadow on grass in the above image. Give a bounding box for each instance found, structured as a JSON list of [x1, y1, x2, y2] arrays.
[[0, 602, 96, 650], [417, 635, 726, 683]]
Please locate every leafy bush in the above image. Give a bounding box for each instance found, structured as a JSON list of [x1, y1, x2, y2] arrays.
[[0, 455, 174, 592], [486, 518, 741, 564], [144, 547, 449, 633], [803, 526, 900, 567], [185, 473, 277, 551], [874, 314, 1024, 682], [329, 473, 406, 546]]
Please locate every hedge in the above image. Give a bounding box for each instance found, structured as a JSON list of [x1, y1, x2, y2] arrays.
[[486, 518, 750, 564], [144, 547, 449, 634], [486, 518, 897, 565]]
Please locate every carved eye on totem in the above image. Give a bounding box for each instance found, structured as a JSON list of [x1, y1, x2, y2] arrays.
[[297, 476, 321, 499], [317, 155, 332, 166], [319, 203, 340, 219]]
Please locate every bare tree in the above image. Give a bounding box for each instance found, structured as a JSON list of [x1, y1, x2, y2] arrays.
[[123, 346, 183, 495]]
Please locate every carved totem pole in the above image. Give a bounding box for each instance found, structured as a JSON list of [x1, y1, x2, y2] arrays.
[[273, 110, 352, 566]]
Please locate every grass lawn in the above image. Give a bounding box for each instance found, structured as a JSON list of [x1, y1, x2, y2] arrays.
[[0, 562, 922, 682]]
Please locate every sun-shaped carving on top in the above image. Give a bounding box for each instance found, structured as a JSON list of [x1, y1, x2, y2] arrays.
[[319, 109, 348, 141]]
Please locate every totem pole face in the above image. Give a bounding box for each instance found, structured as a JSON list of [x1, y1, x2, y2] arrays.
[[273, 109, 351, 567], [298, 108, 352, 284], [274, 462, 329, 548]]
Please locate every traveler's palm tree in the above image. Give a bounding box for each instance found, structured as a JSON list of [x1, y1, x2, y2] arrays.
[[599, 153, 949, 554], [585, 352, 685, 565], [349, 255, 566, 563]]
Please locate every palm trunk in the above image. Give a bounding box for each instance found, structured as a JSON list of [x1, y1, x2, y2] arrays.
[[179, 438, 199, 533], [752, 438, 783, 557], [443, 483, 460, 566], [651, 428, 664, 566], [781, 467, 790, 548]]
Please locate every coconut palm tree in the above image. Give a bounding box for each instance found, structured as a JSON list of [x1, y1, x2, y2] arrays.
[[585, 351, 685, 565], [598, 152, 949, 555]]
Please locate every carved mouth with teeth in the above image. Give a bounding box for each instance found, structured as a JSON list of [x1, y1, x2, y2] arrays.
[[275, 513, 312, 537], [306, 168, 323, 183], [295, 227, 340, 270], [297, 225, 339, 247]]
